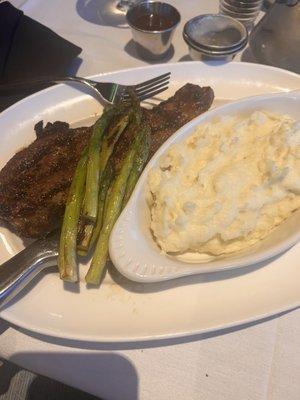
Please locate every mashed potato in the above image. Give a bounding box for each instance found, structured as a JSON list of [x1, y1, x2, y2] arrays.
[[147, 111, 300, 255]]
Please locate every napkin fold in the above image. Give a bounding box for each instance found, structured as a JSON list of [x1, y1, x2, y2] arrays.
[[0, 1, 82, 111]]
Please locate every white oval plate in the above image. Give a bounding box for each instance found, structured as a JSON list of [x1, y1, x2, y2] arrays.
[[110, 91, 300, 282], [0, 62, 300, 342]]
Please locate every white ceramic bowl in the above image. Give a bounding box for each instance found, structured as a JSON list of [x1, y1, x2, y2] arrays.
[[109, 91, 300, 283]]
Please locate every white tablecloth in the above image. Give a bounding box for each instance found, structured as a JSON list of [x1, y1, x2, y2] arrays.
[[1, 1, 300, 399]]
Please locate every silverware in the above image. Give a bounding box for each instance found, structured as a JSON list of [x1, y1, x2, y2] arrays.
[[0, 231, 59, 308], [183, 14, 248, 61], [0, 72, 171, 104], [126, 1, 180, 59]]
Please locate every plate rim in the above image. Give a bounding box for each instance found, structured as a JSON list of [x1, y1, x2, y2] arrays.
[[1, 60, 300, 119], [3, 299, 300, 343]]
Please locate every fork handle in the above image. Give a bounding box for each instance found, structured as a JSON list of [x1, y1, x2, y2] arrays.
[[0, 236, 58, 308], [0, 76, 91, 92]]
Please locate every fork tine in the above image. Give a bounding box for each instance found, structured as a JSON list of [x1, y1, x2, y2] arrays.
[[135, 75, 170, 94], [133, 72, 171, 90], [136, 85, 169, 102], [122, 79, 170, 100]]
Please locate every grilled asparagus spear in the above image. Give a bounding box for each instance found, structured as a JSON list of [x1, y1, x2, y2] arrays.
[[85, 124, 148, 285], [83, 107, 116, 222], [58, 148, 88, 282], [122, 123, 150, 207], [78, 111, 130, 251], [98, 112, 130, 184], [77, 162, 113, 255]]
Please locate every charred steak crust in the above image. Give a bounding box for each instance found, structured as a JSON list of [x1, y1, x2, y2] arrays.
[[0, 84, 214, 238], [0, 122, 92, 238]]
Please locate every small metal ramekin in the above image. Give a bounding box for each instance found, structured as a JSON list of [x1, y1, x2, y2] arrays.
[[183, 14, 248, 61], [126, 1, 181, 60]]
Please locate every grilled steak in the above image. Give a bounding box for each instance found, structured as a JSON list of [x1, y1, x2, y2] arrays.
[[0, 122, 92, 237], [108, 84, 214, 175], [0, 83, 214, 238], [145, 83, 214, 156]]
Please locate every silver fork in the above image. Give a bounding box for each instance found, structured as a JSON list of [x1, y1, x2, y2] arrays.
[[0, 72, 171, 104]]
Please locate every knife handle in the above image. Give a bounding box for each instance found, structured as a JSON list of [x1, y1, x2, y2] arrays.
[[0, 234, 59, 308]]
